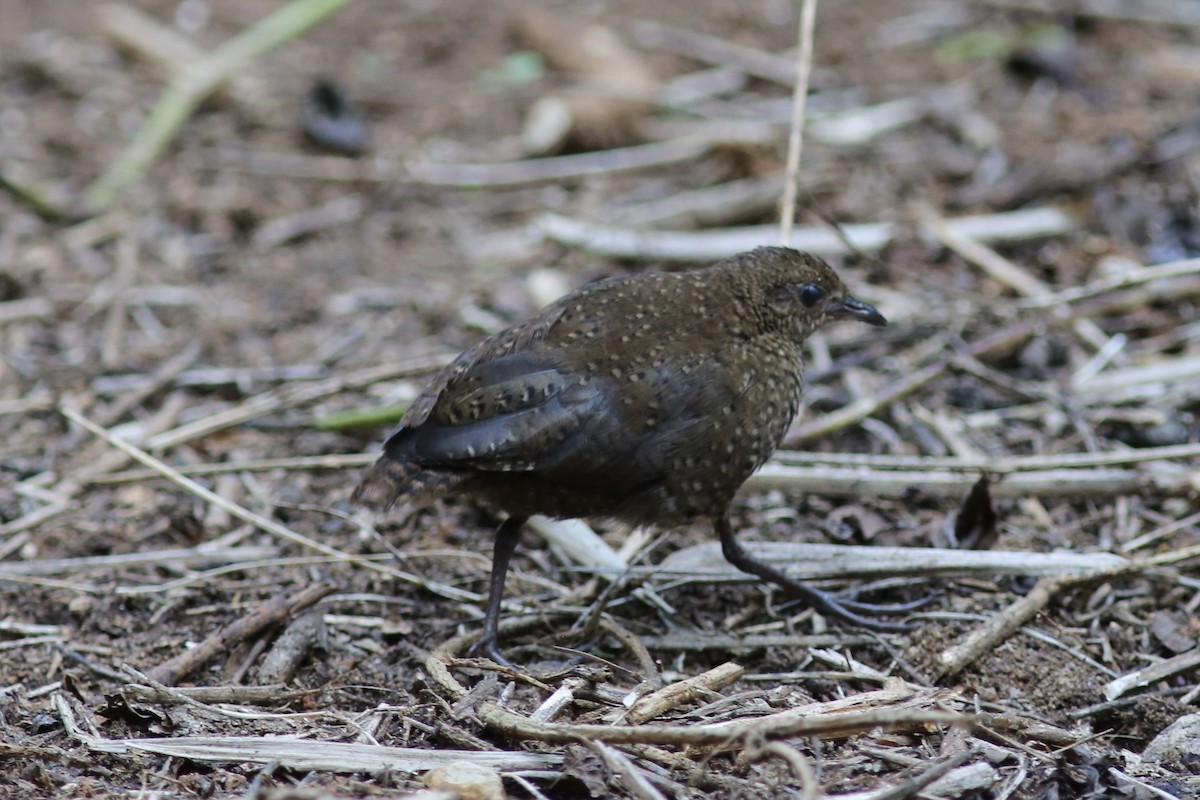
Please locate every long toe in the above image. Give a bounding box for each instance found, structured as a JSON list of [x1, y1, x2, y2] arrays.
[[802, 586, 918, 632], [715, 517, 924, 635], [468, 633, 512, 666], [832, 593, 936, 616]]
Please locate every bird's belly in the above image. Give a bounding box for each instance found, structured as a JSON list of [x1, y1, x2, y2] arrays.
[[461, 470, 685, 525]]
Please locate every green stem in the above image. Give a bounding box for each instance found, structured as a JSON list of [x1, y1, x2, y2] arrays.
[[85, 0, 352, 211], [314, 405, 408, 432]]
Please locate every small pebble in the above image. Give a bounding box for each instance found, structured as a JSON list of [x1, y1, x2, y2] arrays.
[[423, 761, 506, 800]]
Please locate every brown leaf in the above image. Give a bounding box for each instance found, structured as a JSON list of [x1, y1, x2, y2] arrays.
[[952, 474, 998, 550]]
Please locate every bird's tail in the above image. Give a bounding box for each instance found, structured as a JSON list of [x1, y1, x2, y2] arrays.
[[351, 457, 465, 511], [351, 457, 418, 511]]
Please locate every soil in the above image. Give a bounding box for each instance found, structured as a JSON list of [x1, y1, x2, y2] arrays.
[[1, 1, 1199, 798]]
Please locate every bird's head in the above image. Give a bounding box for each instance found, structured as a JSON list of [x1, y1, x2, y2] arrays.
[[745, 247, 886, 342]]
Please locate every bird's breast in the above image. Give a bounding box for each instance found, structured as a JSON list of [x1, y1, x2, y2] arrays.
[[655, 338, 804, 517]]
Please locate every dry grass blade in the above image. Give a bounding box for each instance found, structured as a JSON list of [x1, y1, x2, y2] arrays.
[[630, 21, 796, 84], [1018, 256, 1200, 307], [88, 453, 376, 485], [79, 732, 561, 773], [778, 0, 819, 246], [196, 128, 772, 185], [772, 442, 1200, 471], [1104, 648, 1200, 701], [64, 407, 368, 563], [60, 407, 478, 602], [0, 546, 277, 578]]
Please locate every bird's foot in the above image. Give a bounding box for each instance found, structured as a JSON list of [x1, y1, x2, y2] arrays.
[[795, 584, 930, 632], [467, 632, 512, 666], [717, 517, 931, 634]]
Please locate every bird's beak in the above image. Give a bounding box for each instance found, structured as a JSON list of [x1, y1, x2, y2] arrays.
[[829, 294, 887, 327]]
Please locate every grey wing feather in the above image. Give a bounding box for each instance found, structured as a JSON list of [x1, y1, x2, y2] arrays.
[[384, 352, 597, 472], [400, 299, 570, 429]]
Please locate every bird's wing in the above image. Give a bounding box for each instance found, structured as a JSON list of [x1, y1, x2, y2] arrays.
[[383, 350, 598, 472], [399, 299, 573, 430]]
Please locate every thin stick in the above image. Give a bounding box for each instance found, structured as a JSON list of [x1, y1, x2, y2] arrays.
[[779, 0, 819, 245], [146, 582, 335, 685], [631, 20, 796, 84], [626, 662, 744, 724], [1121, 508, 1200, 553], [64, 407, 357, 560], [1104, 648, 1200, 702], [97, 342, 201, 427], [537, 207, 1073, 262], [101, 234, 139, 370], [0, 298, 53, 326], [202, 126, 774, 188], [0, 500, 70, 538], [0, 546, 276, 578], [868, 750, 977, 800], [1018, 257, 1200, 307], [752, 740, 818, 800], [937, 577, 1065, 678], [90, 453, 376, 485], [479, 699, 965, 748], [585, 741, 668, 800], [408, 130, 773, 187]]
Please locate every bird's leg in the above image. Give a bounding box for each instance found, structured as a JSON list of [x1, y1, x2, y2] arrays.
[[715, 514, 920, 632], [470, 515, 528, 664]]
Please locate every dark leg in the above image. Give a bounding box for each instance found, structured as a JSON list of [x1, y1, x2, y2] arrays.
[[471, 515, 528, 664], [715, 514, 919, 632]]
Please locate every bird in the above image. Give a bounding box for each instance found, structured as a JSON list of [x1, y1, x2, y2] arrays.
[[354, 246, 915, 661]]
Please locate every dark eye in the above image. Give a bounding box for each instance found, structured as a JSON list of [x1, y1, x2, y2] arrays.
[[798, 283, 825, 308]]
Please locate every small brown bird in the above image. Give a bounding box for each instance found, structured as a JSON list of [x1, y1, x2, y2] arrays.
[[355, 246, 913, 661]]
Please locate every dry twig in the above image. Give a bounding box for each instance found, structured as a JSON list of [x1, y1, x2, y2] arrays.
[[537, 208, 1074, 262], [146, 582, 336, 685], [625, 662, 745, 725]]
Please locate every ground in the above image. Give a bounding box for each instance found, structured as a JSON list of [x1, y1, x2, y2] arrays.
[[1, 1, 1199, 798]]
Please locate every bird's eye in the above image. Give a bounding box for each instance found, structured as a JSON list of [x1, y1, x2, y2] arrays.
[[798, 284, 825, 308]]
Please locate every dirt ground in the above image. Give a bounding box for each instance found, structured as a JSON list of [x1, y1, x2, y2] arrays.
[[2, 1, 1199, 798]]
